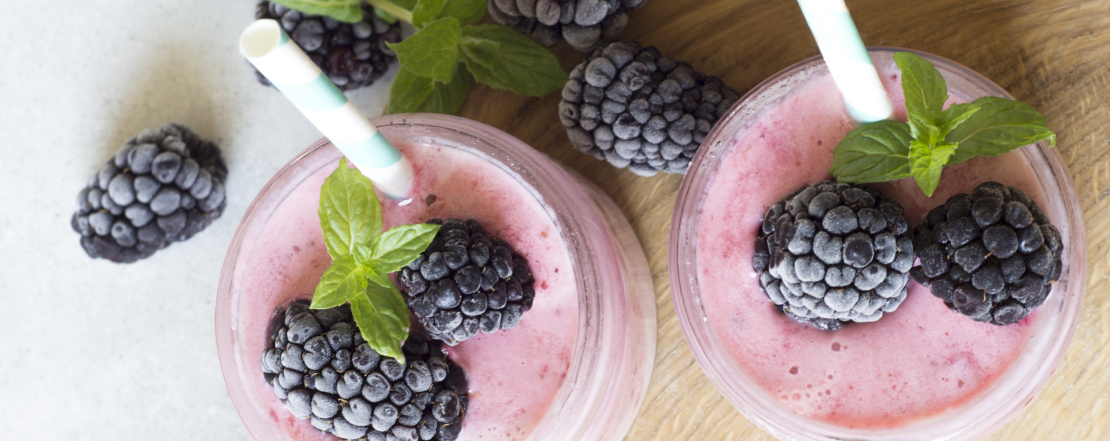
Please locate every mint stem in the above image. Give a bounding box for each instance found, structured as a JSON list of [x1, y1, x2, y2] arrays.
[[365, 0, 413, 24]]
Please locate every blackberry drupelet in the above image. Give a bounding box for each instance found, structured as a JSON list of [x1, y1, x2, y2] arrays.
[[71, 123, 227, 263], [910, 182, 1064, 326], [263, 300, 468, 441], [253, 1, 402, 91], [559, 41, 741, 176], [398, 218, 536, 346], [488, 0, 648, 51], [753, 181, 915, 330]]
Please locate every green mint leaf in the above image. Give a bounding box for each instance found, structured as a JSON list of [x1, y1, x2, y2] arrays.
[[388, 66, 472, 115], [413, 0, 485, 27], [319, 158, 383, 258], [894, 52, 949, 143], [939, 102, 981, 137], [387, 67, 435, 113], [350, 285, 410, 364], [386, 17, 461, 83], [363, 263, 393, 288], [458, 37, 499, 69], [459, 25, 568, 97], [349, 243, 389, 287], [909, 140, 958, 197], [271, 0, 363, 23], [945, 96, 1056, 165], [351, 242, 374, 265], [829, 120, 914, 183], [906, 109, 942, 145], [311, 254, 367, 309], [370, 223, 441, 273], [370, 0, 416, 23], [831, 52, 1057, 198], [412, 0, 447, 27], [894, 52, 949, 121], [374, 7, 399, 23], [436, 0, 486, 26]]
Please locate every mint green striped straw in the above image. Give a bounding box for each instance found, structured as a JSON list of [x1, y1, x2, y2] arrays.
[[797, 0, 892, 123], [239, 19, 414, 199]]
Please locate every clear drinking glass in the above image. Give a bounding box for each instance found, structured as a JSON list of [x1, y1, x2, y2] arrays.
[[216, 114, 656, 441], [669, 48, 1086, 441]]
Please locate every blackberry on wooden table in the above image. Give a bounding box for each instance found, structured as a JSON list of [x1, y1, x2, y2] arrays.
[[488, 0, 648, 51], [560, 41, 740, 176]]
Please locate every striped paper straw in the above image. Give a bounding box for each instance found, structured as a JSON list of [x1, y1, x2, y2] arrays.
[[239, 19, 414, 199], [797, 0, 892, 123]]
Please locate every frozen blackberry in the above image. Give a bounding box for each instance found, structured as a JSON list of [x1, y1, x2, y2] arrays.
[[398, 218, 537, 345], [560, 41, 741, 176], [264, 300, 468, 441], [71, 123, 227, 263], [253, 1, 402, 91], [910, 182, 1063, 325], [488, 0, 647, 51], [753, 181, 914, 330]]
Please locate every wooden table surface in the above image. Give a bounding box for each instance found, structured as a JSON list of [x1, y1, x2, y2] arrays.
[[457, 1, 1110, 439]]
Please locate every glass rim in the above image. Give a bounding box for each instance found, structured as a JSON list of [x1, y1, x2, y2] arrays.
[[668, 47, 1088, 440]]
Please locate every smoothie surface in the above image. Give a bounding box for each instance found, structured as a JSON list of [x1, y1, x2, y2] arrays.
[[695, 62, 1041, 428], [236, 140, 578, 441]]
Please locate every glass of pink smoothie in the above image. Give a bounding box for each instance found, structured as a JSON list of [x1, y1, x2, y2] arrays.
[[670, 48, 1086, 440], [216, 114, 656, 441]]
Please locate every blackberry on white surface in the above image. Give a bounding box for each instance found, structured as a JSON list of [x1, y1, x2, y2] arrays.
[[71, 123, 227, 263]]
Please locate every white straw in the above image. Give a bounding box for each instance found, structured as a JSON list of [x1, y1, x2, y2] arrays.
[[797, 0, 892, 123], [239, 19, 414, 199]]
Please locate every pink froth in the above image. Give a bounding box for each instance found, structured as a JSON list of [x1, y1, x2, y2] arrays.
[[236, 141, 578, 440], [695, 63, 1039, 428]]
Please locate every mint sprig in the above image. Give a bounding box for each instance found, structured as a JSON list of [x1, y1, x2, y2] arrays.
[[311, 158, 440, 363], [459, 25, 570, 96], [387, 17, 462, 83], [272, 0, 568, 115], [830, 52, 1056, 196]]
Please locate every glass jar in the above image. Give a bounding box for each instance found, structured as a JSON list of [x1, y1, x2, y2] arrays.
[[216, 114, 656, 441], [669, 48, 1086, 441]]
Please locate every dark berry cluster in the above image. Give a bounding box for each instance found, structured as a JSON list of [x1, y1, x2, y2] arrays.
[[399, 219, 536, 346], [560, 41, 740, 176], [71, 123, 227, 263], [254, 1, 402, 91], [753, 181, 914, 330], [910, 182, 1063, 325], [263, 301, 467, 441], [488, 0, 647, 51]]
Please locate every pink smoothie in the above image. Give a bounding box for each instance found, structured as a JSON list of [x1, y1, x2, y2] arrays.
[[696, 62, 1043, 428], [234, 141, 578, 441]]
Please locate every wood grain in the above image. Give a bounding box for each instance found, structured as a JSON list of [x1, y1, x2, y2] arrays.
[[457, 1, 1110, 439]]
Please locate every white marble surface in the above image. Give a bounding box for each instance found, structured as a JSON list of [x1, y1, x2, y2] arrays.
[[0, 1, 396, 438]]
